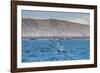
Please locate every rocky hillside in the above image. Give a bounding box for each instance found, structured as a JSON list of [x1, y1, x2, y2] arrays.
[[22, 18, 90, 38]]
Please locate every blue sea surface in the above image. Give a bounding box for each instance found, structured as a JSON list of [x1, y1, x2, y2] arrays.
[[22, 39, 90, 62]]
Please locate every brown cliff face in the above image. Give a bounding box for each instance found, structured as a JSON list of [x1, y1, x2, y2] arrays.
[[22, 18, 90, 38]]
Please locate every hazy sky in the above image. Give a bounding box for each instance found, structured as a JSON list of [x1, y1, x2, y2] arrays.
[[22, 10, 90, 25]]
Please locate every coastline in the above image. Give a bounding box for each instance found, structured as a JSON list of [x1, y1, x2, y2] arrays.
[[22, 36, 90, 40]]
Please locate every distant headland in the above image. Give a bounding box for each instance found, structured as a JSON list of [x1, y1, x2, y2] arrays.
[[22, 18, 90, 39]]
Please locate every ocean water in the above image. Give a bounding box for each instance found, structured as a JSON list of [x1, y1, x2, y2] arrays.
[[22, 39, 90, 62]]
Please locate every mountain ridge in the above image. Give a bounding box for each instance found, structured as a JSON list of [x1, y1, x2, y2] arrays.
[[22, 18, 89, 25], [22, 18, 90, 38]]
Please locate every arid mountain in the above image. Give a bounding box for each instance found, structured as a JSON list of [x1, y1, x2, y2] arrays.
[[22, 18, 90, 38]]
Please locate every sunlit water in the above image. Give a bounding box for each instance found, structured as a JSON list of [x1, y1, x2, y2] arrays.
[[22, 39, 90, 62]]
